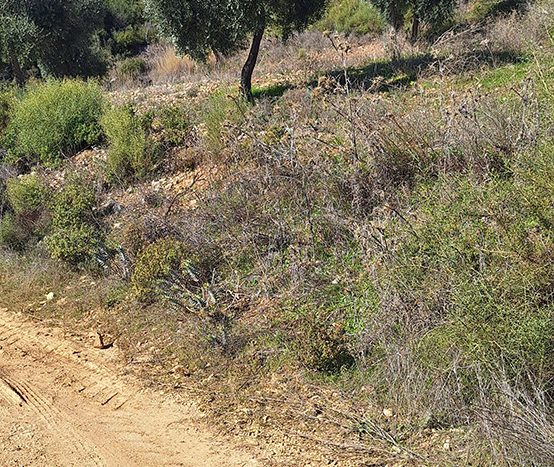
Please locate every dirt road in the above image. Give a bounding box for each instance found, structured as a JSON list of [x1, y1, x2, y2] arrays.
[[0, 308, 259, 466]]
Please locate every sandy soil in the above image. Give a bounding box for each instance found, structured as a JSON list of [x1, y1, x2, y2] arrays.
[[0, 308, 259, 467]]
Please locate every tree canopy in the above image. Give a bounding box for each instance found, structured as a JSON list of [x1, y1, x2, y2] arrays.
[[145, 0, 329, 100], [0, 0, 107, 85]]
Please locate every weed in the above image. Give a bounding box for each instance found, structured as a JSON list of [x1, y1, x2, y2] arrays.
[[132, 238, 196, 303]]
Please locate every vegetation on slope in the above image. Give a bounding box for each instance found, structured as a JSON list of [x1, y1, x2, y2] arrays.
[[0, 1, 553, 465]]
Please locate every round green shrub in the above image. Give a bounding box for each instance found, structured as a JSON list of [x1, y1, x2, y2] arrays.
[[4, 80, 104, 166], [5, 173, 48, 215], [0, 212, 26, 249], [154, 104, 191, 147], [50, 177, 95, 228], [116, 57, 148, 81], [44, 177, 108, 268], [45, 224, 105, 266], [0, 174, 50, 250], [315, 0, 385, 35], [132, 238, 194, 302]]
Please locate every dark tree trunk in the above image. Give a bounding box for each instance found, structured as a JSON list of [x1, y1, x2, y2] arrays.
[[240, 22, 265, 102], [9, 50, 25, 87], [410, 14, 420, 44]]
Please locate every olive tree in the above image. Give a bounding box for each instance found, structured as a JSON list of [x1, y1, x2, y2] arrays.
[[0, 1, 39, 86], [0, 0, 106, 85], [145, 0, 328, 101]]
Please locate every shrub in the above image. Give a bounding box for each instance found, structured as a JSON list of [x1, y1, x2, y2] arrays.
[[44, 177, 108, 268], [113, 26, 151, 56], [0, 174, 50, 249], [375, 170, 554, 411], [466, 0, 528, 23], [0, 89, 16, 136], [45, 223, 106, 266], [49, 177, 95, 228], [101, 105, 161, 183], [132, 238, 197, 303], [201, 94, 244, 153], [117, 216, 176, 261], [5, 173, 48, 215], [152, 104, 191, 147], [296, 309, 356, 373], [4, 80, 104, 166], [116, 57, 148, 83], [316, 0, 385, 35], [0, 212, 26, 249]]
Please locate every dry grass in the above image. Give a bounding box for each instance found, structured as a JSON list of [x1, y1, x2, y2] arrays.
[[146, 44, 199, 84]]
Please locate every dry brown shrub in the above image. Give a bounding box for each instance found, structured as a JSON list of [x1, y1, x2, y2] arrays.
[[146, 44, 199, 84]]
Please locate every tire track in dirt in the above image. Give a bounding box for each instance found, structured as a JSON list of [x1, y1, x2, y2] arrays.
[[0, 368, 105, 466], [0, 309, 259, 467]]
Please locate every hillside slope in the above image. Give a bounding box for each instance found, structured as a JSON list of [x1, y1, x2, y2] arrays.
[[1, 2, 554, 465]]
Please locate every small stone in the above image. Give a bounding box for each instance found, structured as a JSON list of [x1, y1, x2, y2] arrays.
[[46, 292, 55, 301], [92, 332, 113, 350]]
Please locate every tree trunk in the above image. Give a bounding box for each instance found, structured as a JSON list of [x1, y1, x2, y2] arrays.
[[410, 14, 420, 44], [240, 22, 265, 102], [9, 50, 25, 87]]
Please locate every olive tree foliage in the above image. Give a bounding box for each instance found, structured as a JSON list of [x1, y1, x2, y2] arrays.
[[145, 0, 328, 100], [30, 0, 107, 78], [373, 0, 457, 41], [0, 1, 39, 86], [0, 0, 107, 85]]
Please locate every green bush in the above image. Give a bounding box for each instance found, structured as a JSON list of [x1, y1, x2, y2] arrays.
[[153, 104, 191, 147], [315, 0, 385, 35], [132, 238, 195, 302], [116, 57, 148, 81], [45, 223, 106, 266], [50, 177, 95, 228], [4, 80, 104, 166], [101, 106, 161, 183], [465, 0, 528, 23], [44, 177, 107, 268], [0, 212, 26, 249], [113, 26, 150, 56], [0, 89, 16, 136], [0, 174, 50, 249], [296, 310, 356, 373], [201, 94, 244, 152], [5, 173, 48, 215]]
